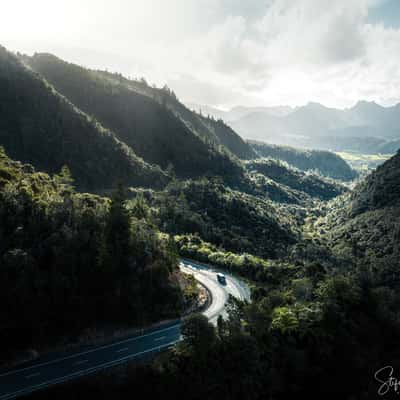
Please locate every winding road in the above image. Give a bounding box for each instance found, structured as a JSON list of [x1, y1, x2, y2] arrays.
[[179, 258, 250, 324], [0, 259, 250, 400]]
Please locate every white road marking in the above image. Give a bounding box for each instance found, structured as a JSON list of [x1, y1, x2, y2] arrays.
[[73, 360, 89, 366], [0, 324, 180, 378], [116, 348, 129, 353], [154, 336, 166, 341], [25, 373, 40, 379], [0, 259, 249, 400], [1, 341, 178, 400]]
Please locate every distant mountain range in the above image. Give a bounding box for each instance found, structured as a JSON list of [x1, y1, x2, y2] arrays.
[[187, 103, 293, 122], [0, 43, 358, 199], [189, 101, 400, 154], [24, 53, 255, 182], [0, 46, 259, 191]]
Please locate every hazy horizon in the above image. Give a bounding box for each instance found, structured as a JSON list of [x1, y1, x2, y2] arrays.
[[3, 0, 400, 109], [187, 98, 400, 112]]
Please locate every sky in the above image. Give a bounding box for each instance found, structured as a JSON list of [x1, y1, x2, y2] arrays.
[[2, 0, 400, 109]]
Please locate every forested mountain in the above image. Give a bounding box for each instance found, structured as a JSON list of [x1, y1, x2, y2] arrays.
[[4, 0, 400, 392], [31, 152, 400, 400], [0, 147, 182, 361], [249, 140, 356, 181], [246, 159, 346, 201], [3, 41, 399, 400], [0, 46, 168, 191], [350, 150, 400, 213], [193, 114, 257, 160], [24, 53, 251, 178], [315, 150, 400, 263], [144, 87, 257, 160], [131, 178, 299, 259]]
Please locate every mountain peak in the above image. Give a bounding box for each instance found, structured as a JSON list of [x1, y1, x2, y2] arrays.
[[306, 101, 324, 108], [352, 100, 383, 111], [302, 102, 331, 112]]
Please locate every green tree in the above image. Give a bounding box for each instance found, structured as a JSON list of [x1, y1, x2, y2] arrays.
[[131, 192, 149, 220], [55, 165, 74, 191], [181, 314, 216, 355], [104, 184, 131, 280], [166, 162, 176, 180]]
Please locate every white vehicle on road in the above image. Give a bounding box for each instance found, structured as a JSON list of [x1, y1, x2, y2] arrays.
[[216, 273, 226, 285]]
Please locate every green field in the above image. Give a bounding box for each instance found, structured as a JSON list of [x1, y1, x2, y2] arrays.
[[336, 151, 393, 172]]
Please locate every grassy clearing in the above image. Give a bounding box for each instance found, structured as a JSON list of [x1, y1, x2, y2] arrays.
[[336, 151, 392, 172]]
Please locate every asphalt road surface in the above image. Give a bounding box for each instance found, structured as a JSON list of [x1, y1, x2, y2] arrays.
[[179, 258, 250, 324], [0, 259, 250, 399]]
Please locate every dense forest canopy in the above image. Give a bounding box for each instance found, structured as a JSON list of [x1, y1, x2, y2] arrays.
[[24, 53, 246, 180], [0, 41, 399, 399], [0, 46, 168, 191], [245, 159, 346, 201], [0, 147, 182, 361], [249, 140, 357, 181], [27, 150, 400, 400]]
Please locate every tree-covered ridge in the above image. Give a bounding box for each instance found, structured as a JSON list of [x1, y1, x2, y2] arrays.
[[176, 234, 298, 283], [249, 140, 357, 181], [0, 147, 182, 361], [199, 116, 256, 159], [159, 95, 257, 160], [0, 46, 168, 191], [1, 41, 399, 400], [314, 151, 400, 265], [89, 65, 257, 160], [246, 159, 346, 201], [350, 150, 400, 214], [129, 178, 299, 259], [25, 53, 244, 179], [34, 230, 400, 400]]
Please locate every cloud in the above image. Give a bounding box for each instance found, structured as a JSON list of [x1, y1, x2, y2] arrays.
[[167, 74, 257, 107], [254, 0, 368, 66], [205, 16, 268, 77], [216, 0, 272, 20], [175, 0, 372, 107], [2, 0, 400, 108], [187, 0, 400, 108]]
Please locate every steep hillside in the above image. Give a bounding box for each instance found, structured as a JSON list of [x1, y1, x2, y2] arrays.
[[25, 54, 250, 177], [96, 72, 257, 160], [135, 178, 299, 259], [0, 147, 182, 358], [197, 116, 256, 159], [246, 159, 346, 201], [316, 151, 400, 262], [350, 150, 400, 214], [0, 46, 168, 190], [151, 91, 256, 159], [250, 141, 357, 181]]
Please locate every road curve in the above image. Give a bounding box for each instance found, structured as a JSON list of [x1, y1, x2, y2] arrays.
[[0, 259, 250, 400], [179, 258, 250, 324]]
